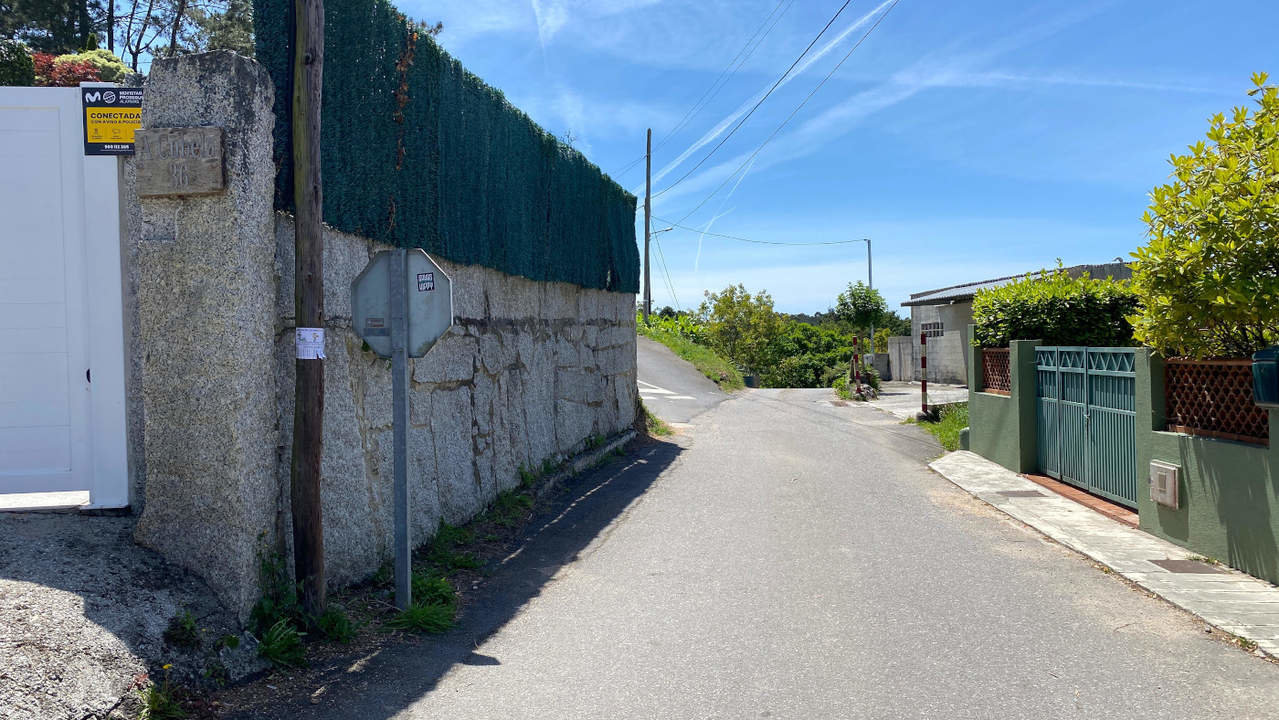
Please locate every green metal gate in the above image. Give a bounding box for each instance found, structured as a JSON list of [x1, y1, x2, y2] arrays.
[[1035, 347, 1138, 508]]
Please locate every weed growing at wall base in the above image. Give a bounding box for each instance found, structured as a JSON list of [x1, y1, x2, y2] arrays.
[[907, 403, 969, 451], [138, 665, 186, 720]]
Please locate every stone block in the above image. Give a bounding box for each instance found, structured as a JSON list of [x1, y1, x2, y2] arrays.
[[448, 262, 487, 319], [555, 336, 583, 369], [413, 331, 476, 384], [596, 343, 635, 375], [541, 282, 579, 321], [555, 399, 596, 455], [487, 271, 540, 320], [431, 387, 480, 522], [556, 367, 605, 404], [410, 381, 435, 427], [133, 51, 279, 622], [479, 334, 507, 376], [359, 352, 395, 430]]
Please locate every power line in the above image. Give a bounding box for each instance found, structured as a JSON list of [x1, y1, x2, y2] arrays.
[[653, 233, 682, 310], [651, 0, 857, 199], [655, 0, 794, 151], [674, 0, 901, 226], [611, 0, 793, 180], [654, 216, 868, 246]]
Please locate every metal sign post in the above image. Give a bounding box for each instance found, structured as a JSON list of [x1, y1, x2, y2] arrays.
[[388, 249, 411, 610], [352, 249, 454, 611]]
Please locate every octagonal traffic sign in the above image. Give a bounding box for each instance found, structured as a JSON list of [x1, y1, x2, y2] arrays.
[[351, 249, 454, 358]]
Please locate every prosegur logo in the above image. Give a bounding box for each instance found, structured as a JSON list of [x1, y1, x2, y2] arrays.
[[83, 90, 117, 103]]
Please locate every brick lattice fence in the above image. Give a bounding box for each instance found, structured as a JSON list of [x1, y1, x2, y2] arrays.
[[1166, 359, 1269, 445], [982, 348, 1011, 396]]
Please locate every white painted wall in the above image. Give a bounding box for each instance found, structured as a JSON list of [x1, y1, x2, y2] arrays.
[[0, 86, 128, 508]]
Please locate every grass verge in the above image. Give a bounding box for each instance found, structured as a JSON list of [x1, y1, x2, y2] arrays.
[[907, 402, 968, 451], [642, 401, 673, 436], [637, 322, 743, 391]]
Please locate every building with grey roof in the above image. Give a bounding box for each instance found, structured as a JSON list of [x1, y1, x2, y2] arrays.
[[886, 262, 1131, 385]]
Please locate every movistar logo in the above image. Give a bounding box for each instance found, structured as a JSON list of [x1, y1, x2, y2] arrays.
[[84, 91, 101, 102]]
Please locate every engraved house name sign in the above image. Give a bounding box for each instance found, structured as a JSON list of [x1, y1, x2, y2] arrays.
[[135, 127, 225, 197]]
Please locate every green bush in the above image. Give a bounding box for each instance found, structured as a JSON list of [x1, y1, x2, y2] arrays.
[[972, 265, 1137, 348], [1129, 73, 1279, 359], [831, 374, 850, 400], [57, 49, 130, 83], [0, 40, 35, 86]]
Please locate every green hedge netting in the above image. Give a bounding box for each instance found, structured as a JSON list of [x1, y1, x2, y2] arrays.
[[252, 0, 638, 293]]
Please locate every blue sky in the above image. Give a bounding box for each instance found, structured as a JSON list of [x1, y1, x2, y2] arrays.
[[397, 0, 1276, 314]]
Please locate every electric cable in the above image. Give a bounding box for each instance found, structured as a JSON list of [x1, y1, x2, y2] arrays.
[[673, 0, 901, 226], [654, 216, 868, 246], [651, 0, 857, 199], [611, 0, 794, 179], [653, 233, 682, 311]]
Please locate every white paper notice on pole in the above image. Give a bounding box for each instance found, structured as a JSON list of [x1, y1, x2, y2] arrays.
[[296, 327, 326, 360]]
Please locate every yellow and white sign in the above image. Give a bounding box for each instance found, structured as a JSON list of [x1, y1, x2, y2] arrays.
[[82, 87, 143, 155]]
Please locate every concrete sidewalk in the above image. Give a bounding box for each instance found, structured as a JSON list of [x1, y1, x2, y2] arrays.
[[870, 380, 968, 419], [932, 451, 1279, 659]]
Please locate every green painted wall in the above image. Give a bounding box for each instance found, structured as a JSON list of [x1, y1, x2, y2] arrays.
[[1135, 350, 1279, 584], [966, 326, 1040, 473]]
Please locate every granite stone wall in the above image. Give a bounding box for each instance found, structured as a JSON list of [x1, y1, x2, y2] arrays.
[[272, 217, 638, 591], [131, 51, 637, 621]]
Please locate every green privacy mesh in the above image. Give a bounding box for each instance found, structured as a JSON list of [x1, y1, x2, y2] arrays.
[[253, 0, 638, 292]]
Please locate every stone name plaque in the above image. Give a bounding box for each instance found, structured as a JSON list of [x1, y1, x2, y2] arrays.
[[135, 127, 225, 197]]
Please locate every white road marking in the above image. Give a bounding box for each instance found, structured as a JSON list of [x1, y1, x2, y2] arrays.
[[637, 380, 673, 394], [639, 380, 696, 401]]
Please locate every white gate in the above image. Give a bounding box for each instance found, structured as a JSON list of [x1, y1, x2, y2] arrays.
[[0, 86, 128, 509]]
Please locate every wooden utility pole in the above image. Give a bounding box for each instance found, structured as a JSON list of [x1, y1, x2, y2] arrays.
[[643, 128, 652, 323], [290, 0, 326, 617]]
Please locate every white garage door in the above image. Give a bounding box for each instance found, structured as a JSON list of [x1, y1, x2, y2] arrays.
[[0, 86, 128, 509]]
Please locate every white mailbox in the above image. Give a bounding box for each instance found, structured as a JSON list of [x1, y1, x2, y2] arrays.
[[1149, 460, 1180, 509]]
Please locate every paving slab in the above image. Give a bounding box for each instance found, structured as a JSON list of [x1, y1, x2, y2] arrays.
[[932, 450, 1279, 657]]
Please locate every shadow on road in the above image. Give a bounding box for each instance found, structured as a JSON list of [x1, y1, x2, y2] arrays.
[[225, 436, 683, 720]]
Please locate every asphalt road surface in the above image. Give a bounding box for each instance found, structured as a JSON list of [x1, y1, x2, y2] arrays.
[[238, 374, 1279, 719], [636, 335, 728, 424]]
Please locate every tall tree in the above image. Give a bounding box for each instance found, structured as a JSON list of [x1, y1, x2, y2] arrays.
[[834, 281, 887, 335], [4, 0, 105, 53]]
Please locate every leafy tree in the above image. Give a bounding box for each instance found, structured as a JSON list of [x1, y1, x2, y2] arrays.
[[879, 310, 911, 337], [0, 38, 35, 85], [1129, 73, 1279, 358], [834, 281, 886, 335], [972, 264, 1137, 348], [697, 284, 784, 374], [759, 321, 855, 388], [2, 0, 103, 54]]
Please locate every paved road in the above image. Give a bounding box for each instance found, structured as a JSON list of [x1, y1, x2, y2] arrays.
[[635, 335, 728, 424], [239, 386, 1279, 719]]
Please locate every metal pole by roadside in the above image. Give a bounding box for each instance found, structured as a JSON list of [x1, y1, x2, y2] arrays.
[[920, 331, 929, 417], [389, 248, 411, 610]]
